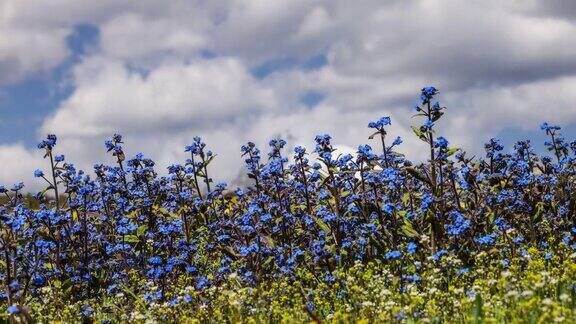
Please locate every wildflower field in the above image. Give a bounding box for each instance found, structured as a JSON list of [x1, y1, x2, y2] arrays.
[[2, 87, 576, 322]]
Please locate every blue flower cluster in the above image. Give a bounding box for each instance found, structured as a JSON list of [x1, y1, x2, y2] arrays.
[[1, 87, 575, 317]]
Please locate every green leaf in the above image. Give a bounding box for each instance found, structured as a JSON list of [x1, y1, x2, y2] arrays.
[[314, 216, 331, 234], [473, 294, 484, 324], [401, 219, 419, 238], [396, 210, 407, 219], [137, 225, 148, 237], [263, 235, 276, 248], [431, 111, 444, 122], [122, 285, 139, 300], [410, 126, 427, 141], [262, 256, 275, 268], [533, 202, 545, 223], [401, 193, 411, 205], [446, 147, 460, 157], [204, 155, 217, 167], [124, 235, 139, 243], [406, 167, 430, 185], [318, 174, 331, 189]]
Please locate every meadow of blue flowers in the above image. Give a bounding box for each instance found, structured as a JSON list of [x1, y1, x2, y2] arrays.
[[2, 87, 576, 322]]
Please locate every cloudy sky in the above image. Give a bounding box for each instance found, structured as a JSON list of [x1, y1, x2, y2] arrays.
[[1, 0, 575, 190]]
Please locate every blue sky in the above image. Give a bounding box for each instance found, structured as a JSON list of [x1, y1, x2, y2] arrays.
[[0, 23, 332, 145], [0, 24, 98, 145], [1, 0, 576, 188]]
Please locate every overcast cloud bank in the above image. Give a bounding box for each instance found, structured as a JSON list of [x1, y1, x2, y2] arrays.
[[1, 0, 575, 189]]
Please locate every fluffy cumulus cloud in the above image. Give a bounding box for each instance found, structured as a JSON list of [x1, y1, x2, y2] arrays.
[[41, 56, 278, 136], [0, 144, 42, 189], [1, 0, 576, 189]]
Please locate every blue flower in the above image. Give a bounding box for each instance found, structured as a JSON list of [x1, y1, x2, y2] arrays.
[[406, 242, 417, 255], [434, 137, 448, 149], [432, 249, 448, 261], [33, 276, 45, 286], [195, 276, 210, 290], [476, 234, 497, 246], [445, 211, 470, 236], [421, 192, 434, 211], [402, 274, 421, 282], [34, 169, 44, 178], [260, 213, 273, 223], [368, 116, 391, 130], [37, 134, 57, 150], [80, 305, 94, 317], [7, 305, 19, 315], [323, 274, 336, 283], [148, 256, 163, 265], [382, 203, 394, 215], [385, 250, 402, 260], [420, 86, 438, 103], [357, 144, 375, 159], [423, 120, 434, 129], [392, 136, 403, 146]]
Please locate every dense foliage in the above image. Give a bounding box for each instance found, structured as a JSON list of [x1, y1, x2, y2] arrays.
[[1, 87, 576, 322]]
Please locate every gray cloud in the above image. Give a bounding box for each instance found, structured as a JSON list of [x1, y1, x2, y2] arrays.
[[1, 0, 576, 189]]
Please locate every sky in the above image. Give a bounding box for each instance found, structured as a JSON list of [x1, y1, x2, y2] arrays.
[[1, 0, 575, 190]]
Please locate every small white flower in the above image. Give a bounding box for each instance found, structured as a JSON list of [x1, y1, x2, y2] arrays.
[[554, 316, 565, 322], [521, 290, 533, 298], [542, 298, 553, 306], [361, 301, 375, 307], [505, 290, 519, 298]]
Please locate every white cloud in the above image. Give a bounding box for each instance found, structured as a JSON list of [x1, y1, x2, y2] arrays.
[[295, 6, 331, 39], [2, 0, 576, 188], [41, 56, 278, 136], [0, 144, 43, 189], [99, 13, 206, 63], [35, 55, 281, 185], [0, 24, 68, 85]]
